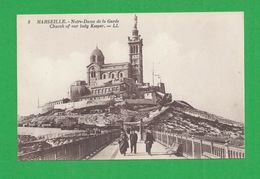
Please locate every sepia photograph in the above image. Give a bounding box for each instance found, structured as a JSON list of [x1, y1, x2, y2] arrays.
[[17, 12, 244, 160]]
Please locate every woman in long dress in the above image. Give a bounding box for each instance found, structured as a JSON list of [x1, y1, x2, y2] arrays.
[[145, 129, 154, 155], [118, 130, 129, 156]]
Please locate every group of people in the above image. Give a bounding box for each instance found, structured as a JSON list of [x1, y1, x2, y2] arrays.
[[118, 128, 154, 156]]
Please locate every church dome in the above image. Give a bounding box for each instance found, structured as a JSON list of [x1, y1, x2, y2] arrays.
[[91, 47, 104, 57], [90, 46, 105, 65]]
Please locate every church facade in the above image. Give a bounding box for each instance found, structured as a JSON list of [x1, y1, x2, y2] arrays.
[[40, 15, 166, 113], [66, 15, 145, 101], [86, 15, 143, 87]]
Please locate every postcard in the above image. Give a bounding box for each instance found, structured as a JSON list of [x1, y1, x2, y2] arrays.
[[17, 13, 244, 160]]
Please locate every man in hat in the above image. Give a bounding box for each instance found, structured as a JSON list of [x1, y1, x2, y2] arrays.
[[145, 128, 154, 155], [130, 129, 138, 154]]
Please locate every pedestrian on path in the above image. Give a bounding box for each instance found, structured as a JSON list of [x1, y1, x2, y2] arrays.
[[130, 129, 138, 154], [118, 129, 129, 156], [145, 129, 154, 155]]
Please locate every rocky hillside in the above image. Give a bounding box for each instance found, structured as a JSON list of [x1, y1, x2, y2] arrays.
[[144, 100, 244, 147], [18, 99, 244, 147]]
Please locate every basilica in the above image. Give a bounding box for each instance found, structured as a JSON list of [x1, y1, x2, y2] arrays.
[[87, 15, 143, 86], [41, 15, 166, 113], [70, 15, 145, 102]]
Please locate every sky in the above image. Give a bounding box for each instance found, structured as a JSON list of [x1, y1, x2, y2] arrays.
[[17, 12, 244, 122]]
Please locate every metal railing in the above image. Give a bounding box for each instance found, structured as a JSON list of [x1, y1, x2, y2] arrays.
[[38, 131, 96, 140], [153, 130, 245, 159], [18, 130, 120, 160]]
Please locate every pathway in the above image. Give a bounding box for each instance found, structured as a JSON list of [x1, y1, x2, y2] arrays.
[[90, 140, 184, 160]]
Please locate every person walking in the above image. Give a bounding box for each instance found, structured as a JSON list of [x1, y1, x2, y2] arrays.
[[118, 129, 129, 156], [130, 129, 138, 154], [145, 129, 154, 155]]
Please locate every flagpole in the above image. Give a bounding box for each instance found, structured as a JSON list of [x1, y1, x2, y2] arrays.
[[152, 61, 154, 86]]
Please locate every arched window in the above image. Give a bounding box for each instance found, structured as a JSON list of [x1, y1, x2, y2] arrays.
[[119, 72, 123, 78], [111, 73, 115, 79], [90, 67, 96, 78], [91, 71, 96, 77], [103, 74, 106, 79]]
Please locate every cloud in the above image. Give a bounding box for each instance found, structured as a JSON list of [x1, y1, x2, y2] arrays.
[[105, 40, 128, 63], [18, 51, 87, 115], [143, 33, 180, 84]]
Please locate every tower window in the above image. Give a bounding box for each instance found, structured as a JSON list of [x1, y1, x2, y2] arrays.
[[90, 67, 96, 78], [91, 71, 95, 77]]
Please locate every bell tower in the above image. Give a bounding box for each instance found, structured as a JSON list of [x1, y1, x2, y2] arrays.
[[128, 15, 143, 84]]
